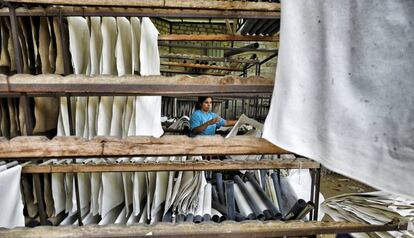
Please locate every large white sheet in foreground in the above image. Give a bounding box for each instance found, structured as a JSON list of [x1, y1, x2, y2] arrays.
[[263, 0, 414, 198]]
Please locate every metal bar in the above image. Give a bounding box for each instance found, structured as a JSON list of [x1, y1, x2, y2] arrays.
[[259, 52, 278, 66], [161, 69, 227, 76], [313, 167, 321, 221]]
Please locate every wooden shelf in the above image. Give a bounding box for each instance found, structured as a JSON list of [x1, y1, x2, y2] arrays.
[[0, 135, 288, 159], [0, 2, 280, 19], [158, 34, 279, 42], [0, 220, 407, 238], [21, 158, 319, 173], [0, 74, 273, 96]]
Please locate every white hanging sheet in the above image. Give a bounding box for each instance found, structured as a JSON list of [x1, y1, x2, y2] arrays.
[[262, 0, 414, 199]]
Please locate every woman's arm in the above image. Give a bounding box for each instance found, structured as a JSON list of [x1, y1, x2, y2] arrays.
[[225, 119, 237, 127], [192, 117, 221, 134]]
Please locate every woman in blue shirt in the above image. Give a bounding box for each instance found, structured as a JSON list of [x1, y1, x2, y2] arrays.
[[190, 96, 236, 135]]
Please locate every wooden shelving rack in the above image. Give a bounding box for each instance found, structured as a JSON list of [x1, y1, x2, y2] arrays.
[[0, 0, 409, 237]]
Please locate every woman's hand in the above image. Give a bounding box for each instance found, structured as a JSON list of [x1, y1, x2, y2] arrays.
[[208, 117, 221, 125]]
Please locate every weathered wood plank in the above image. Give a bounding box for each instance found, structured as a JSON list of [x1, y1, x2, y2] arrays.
[[0, 74, 273, 96], [158, 34, 279, 42], [0, 135, 288, 159], [21, 158, 319, 173], [0, 6, 280, 19], [0, 220, 407, 238], [7, 0, 280, 11], [161, 61, 244, 72]]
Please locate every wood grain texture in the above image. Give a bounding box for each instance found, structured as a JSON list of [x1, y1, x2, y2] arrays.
[[8, 0, 280, 11], [21, 158, 319, 173], [158, 34, 279, 42], [0, 220, 407, 238], [0, 135, 289, 158], [0, 74, 273, 95]]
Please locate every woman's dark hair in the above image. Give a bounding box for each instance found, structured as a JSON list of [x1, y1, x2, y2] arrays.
[[195, 96, 212, 110]]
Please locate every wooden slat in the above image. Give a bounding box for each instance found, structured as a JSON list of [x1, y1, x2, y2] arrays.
[[0, 74, 273, 96], [158, 34, 279, 42], [161, 69, 227, 76], [0, 6, 281, 19], [0, 135, 288, 159], [7, 0, 280, 11], [161, 61, 244, 71], [160, 53, 259, 64], [0, 220, 407, 238], [21, 158, 319, 173]]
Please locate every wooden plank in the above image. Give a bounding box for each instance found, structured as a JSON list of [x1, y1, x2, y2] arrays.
[[160, 53, 259, 64], [0, 74, 273, 95], [8, 0, 280, 11], [158, 34, 279, 42], [2, 6, 280, 19], [161, 69, 227, 76], [21, 158, 319, 173], [161, 61, 244, 71], [0, 220, 407, 238], [0, 135, 288, 159]]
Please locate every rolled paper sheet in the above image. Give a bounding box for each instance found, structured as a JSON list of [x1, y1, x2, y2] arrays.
[[216, 173, 226, 205], [246, 172, 281, 219], [47, 211, 67, 226], [234, 184, 255, 220], [185, 213, 194, 222], [202, 214, 211, 222], [224, 181, 236, 221], [176, 214, 185, 223], [296, 201, 314, 220], [212, 200, 245, 221], [282, 199, 308, 221], [162, 209, 173, 223], [233, 175, 264, 219], [271, 172, 284, 215], [211, 208, 223, 223], [244, 181, 272, 220], [202, 183, 212, 220]]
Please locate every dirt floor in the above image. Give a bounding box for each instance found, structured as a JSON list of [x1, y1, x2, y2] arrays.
[[318, 171, 376, 237]]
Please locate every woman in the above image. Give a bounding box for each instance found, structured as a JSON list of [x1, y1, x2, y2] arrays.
[[190, 96, 237, 135]]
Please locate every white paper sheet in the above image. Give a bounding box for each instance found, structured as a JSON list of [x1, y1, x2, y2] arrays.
[[0, 165, 25, 228], [262, 0, 414, 199]]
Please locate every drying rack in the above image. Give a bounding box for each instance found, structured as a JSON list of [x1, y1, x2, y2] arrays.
[[0, 0, 409, 237]]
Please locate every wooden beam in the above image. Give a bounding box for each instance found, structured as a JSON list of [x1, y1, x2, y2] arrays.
[[0, 220, 407, 238], [159, 34, 279, 42], [161, 61, 244, 72], [8, 0, 280, 11], [21, 158, 319, 173], [0, 135, 289, 159], [161, 69, 227, 76], [160, 53, 259, 64], [0, 6, 281, 19], [0, 74, 273, 96], [158, 43, 278, 53]]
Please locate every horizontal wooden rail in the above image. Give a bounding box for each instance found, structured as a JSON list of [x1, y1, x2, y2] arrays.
[[21, 158, 319, 173], [161, 69, 227, 76], [158, 34, 279, 42], [161, 61, 244, 72], [0, 135, 288, 159], [160, 53, 259, 64], [0, 220, 408, 238], [0, 74, 273, 96], [1, 2, 280, 19]]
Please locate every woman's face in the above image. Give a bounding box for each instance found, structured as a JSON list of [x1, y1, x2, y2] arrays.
[[201, 97, 212, 112]]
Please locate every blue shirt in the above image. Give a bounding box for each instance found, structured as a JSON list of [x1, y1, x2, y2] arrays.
[[190, 110, 226, 135]]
